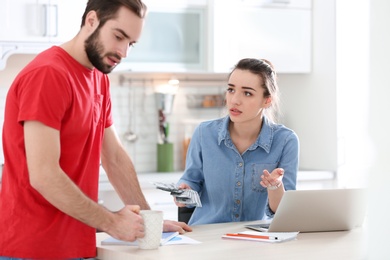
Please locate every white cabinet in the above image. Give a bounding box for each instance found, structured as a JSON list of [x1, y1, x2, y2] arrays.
[[56, 0, 87, 43], [98, 171, 181, 221], [0, 0, 312, 73], [1, 0, 54, 43], [0, 0, 85, 43], [0, 0, 86, 69], [114, 5, 207, 72], [142, 0, 207, 7], [210, 0, 312, 73], [98, 188, 178, 221]]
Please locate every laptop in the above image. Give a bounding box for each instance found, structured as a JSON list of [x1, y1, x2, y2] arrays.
[[246, 188, 367, 233]]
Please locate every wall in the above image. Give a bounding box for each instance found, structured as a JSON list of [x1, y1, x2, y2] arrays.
[[368, 0, 390, 258], [277, 0, 337, 172], [0, 54, 36, 86], [108, 75, 227, 172], [0, 54, 36, 163], [0, 0, 338, 174], [336, 1, 370, 188]]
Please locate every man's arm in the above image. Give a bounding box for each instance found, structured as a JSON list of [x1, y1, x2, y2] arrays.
[[24, 120, 144, 241], [101, 126, 192, 233], [100, 126, 150, 209]]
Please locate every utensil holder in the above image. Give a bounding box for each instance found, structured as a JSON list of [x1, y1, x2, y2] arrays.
[[157, 143, 174, 172]]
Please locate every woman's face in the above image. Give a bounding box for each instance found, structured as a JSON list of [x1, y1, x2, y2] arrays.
[[226, 69, 270, 124]]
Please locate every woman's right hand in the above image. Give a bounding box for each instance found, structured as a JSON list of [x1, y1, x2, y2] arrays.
[[174, 183, 191, 207]]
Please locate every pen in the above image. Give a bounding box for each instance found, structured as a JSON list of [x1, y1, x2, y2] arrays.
[[225, 233, 278, 240]]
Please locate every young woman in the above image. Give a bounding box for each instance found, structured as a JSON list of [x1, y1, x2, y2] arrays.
[[177, 58, 299, 225]]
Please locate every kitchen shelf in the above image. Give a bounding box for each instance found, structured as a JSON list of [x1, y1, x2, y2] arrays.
[[186, 94, 225, 108]]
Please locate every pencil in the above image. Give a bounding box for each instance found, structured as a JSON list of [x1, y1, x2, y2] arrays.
[[224, 233, 278, 240]]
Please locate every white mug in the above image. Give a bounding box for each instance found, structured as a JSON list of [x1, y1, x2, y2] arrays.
[[137, 210, 163, 249]]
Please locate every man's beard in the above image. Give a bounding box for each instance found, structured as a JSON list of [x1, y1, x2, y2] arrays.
[[84, 27, 120, 74]]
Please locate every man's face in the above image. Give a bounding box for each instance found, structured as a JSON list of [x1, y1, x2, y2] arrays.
[[85, 26, 119, 74], [84, 7, 144, 74]]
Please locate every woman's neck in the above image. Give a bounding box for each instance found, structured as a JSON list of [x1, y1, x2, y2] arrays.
[[229, 117, 263, 154]]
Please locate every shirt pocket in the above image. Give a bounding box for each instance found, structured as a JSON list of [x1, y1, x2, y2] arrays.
[[93, 94, 103, 125], [251, 163, 278, 193]]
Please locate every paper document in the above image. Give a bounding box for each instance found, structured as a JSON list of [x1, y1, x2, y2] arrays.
[[222, 231, 299, 243], [101, 232, 201, 246], [101, 232, 179, 246]]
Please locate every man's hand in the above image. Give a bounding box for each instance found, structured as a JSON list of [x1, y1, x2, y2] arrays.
[[105, 205, 145, 242]]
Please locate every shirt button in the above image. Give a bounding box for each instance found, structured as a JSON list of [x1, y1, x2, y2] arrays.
[[239, 162, 243, 167], [235, 214, 239, 218], [237, 182, 241, 186], [236, 200, 241, 204]]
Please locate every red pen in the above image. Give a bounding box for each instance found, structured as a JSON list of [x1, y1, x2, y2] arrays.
[[225, 233, 278, 240]]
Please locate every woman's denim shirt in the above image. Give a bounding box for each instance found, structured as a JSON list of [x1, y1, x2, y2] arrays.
[[178, 116, 299, 225]]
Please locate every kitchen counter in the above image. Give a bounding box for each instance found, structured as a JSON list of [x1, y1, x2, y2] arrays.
[[98, 171, 184, 191], [98, 170, 337, 220], [98, 171, 184, 219], [95, 220, 367, 260], [99, 170, 336, 191]]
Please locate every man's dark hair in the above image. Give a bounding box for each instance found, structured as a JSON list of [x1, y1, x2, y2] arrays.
[[80, 0, 147, 28]]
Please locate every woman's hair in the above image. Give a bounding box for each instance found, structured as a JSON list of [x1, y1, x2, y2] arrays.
[[80, 0, 147, 28], [229, 58, 281, 123]]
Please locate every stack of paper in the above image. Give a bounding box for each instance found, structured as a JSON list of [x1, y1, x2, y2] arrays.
[[222, 231, 299, 243]]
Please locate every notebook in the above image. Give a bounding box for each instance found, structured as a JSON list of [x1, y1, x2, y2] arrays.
[[246, 188, 367, 233]]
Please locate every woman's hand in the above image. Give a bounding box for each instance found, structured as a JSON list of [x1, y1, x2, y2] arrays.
[[174, 183, 191, 207], [163, 219, 192, 234], [260, 168, 284, 189]]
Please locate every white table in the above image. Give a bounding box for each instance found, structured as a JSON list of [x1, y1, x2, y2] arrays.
[[96, 220, 367, 260]]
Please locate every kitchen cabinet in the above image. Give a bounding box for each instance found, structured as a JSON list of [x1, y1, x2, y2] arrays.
[[0, 0, 86, 42], [0, 0, 312, 73], [210, 0, 312, 73], [117, 0, 312, 73], [97, 170, 335, 222], [0, 0, 86, 69], [113, 0, 208, 72], [114, 4, 207, 72], [142, 0, 207, 7], [98, 171, 181, 220]]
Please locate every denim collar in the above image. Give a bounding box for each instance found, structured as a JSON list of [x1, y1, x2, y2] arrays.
[[217, 115, 274, 153]]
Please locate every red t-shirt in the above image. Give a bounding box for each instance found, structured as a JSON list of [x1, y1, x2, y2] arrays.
[[0, 46, 113, 258]]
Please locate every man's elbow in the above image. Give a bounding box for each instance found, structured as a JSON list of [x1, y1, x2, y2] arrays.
[[28, 167, 53, 193]]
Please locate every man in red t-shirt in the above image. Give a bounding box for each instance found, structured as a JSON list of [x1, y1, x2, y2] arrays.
[[0, 0, 191, 259]]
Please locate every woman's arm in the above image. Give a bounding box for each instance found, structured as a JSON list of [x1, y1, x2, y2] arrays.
[[177, 125, 204, 192], [261, 131, 299, 213]]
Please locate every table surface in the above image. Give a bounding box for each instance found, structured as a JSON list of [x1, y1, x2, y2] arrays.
[[96, 220, 367, 260]]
